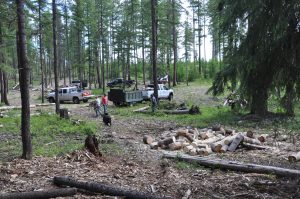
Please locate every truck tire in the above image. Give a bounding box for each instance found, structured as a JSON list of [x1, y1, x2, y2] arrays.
[[83, 99, 88, 103], [49, 97, 55, 103], [168, 93, 173, 101], [73, 97, 80, 104]]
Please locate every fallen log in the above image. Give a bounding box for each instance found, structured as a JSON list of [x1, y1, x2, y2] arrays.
[[163, 153, 300, 178], [0, 188, 77, 199], [227, 134, 244, 152], [288, 152, 300, 162], [162, 109, 189, 114], [133, 106, 149, 112], [242, 143, 272, 150], [220, 144, 229, 153], [53, 176, 171, 199]]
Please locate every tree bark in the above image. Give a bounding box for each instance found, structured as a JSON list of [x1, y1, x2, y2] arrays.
[[163, 153, 300, 178], [53, 176, 171, 199], [16, 0, 32, 160], [172, 0, 177, 86], [0, 188, 77, 199], [151, 0, 158, 100], [52, 0, 60, 114]]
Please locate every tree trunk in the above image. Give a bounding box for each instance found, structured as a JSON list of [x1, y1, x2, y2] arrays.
[[54, 176, 171, 199], [38, 0, 45, 103], [250, 85, 269, 116], [52, 0, 60, 114], [16, 0, 32, 160], [2, 71, 9, 105], [151, 0, 158, 100], [172, 0, 177, 86]]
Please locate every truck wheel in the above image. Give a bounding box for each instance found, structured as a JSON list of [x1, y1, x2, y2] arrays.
[[168, 93, 173, 101], [49, 98, 55, 103], [83, 99, 88, 103], [73, 97, 80, 104]]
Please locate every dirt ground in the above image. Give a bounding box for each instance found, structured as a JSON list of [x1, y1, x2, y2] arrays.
[[0, 85, 300, 198]]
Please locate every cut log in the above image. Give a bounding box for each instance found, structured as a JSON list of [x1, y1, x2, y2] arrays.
[[183, 145, 194, 153], [188, 128, 199, 140], [225, 129, 234, 135], [175, 129, 194, 143], [150, 142, 159, 149], [158, 137, 175, 148], [243, 136, 261, 145], [288, 152, 300, 162], [54, 176, 171, 199], [246, 130, 254, 138], [257, 134, 268, 142], [168, 142, 183, 151], [0, 188, 77, 199], [220, 144, 229, 153], [188, 148, 197, 156], [222, 135, 237, 145], [212, 124, 221, 131], [211, 142, 223, 153], [196, 147, 212, 156], [227, 134, 244, 152], [191, 141, 207, 149], [163, 153, 300, 178], [242, 143, 272, 150], [143, 135, 154, 144], [198, 134, 224, 145]]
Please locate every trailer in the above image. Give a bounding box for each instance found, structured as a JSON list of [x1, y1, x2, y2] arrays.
[[108, 89, 143, 106]]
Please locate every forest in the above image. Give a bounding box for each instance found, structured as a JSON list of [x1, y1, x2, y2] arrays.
[[0, 0, 299, 198]]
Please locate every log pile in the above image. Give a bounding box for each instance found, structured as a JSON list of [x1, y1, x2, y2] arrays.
[[144, 126, 270, 156]]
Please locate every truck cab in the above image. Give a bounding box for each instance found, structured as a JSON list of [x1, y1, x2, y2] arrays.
[[142, 84, 173, 100]]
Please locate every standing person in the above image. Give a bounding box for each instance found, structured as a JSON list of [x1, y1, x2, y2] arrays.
[[150, 94, 157, 113], [101, 93, 108, 114], [95, 96, 101, 117]]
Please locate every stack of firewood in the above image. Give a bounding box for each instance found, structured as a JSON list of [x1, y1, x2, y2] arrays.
[[143, 125, 269, 156]]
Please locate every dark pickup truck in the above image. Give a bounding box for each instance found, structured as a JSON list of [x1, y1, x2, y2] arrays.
[[107, 78, 135, 88]]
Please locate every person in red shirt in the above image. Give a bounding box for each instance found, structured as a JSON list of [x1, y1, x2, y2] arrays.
[[101, 94, 108, 114]]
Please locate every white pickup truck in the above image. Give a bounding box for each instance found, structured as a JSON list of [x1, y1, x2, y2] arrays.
[[142, 84, 174, 100], [47, 86, 93, 104]]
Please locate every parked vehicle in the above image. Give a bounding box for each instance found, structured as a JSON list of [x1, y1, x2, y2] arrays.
[[108, 88, 143, 106], [47, 86, 93, 104], [107, 78, 135, 88], [142, 84, 174, 101], [71, 80, 88, 89], [157, 75, 168, 84]]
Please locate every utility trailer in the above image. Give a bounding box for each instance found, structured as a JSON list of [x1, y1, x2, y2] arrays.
[[108, 89, 143, 106]]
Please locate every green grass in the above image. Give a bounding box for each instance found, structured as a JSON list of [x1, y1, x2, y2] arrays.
[[0, 113, 97, 161]]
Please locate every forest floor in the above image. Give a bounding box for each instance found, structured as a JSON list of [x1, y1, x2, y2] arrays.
[[0, 83, 300, 198]]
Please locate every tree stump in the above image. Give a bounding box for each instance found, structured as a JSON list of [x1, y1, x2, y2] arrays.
[[60, 108, 69, 119], [85, 135, 102, 157]]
